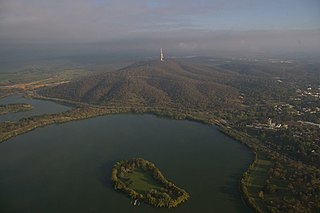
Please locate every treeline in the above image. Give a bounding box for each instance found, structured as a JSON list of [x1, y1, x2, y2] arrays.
[[0, 99, 215, 144], [111, 158, 190, 208], [221, 126, 320, 212], [0, 103, 33, 115], [219, 73, 320, 166], [265, 125, 320, 166], [0, 106, 131, 143]]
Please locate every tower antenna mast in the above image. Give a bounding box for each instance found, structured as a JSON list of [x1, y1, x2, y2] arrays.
[[160, 48, 164, 62]]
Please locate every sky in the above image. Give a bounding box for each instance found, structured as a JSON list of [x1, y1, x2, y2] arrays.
[[0, 0, 319, 59]]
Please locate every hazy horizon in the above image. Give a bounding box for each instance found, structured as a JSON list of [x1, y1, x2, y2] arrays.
[[1, 0, 320, 61]]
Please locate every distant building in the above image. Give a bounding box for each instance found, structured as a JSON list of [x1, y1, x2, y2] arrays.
[[160, 48, 164, 62]]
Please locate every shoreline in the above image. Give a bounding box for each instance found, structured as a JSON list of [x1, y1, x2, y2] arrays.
[[0, 94, 261, 212]]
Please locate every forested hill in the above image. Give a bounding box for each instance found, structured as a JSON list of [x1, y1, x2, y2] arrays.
[[40, 59, 286, 111], [39, 59, 243, 110]]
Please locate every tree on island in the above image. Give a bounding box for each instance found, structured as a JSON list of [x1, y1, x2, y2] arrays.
[[111, 158, 190, 208]]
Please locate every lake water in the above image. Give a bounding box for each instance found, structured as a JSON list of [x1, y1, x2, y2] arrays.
[[0, 112, 253, 212], [0, 95, 70, 122]]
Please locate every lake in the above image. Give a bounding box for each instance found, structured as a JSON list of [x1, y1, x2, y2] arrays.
[[0, 106, 253, 212], [0, 95, 70, 122]]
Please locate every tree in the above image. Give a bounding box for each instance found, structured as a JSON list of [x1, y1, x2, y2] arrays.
[[258, 191, 264, 199]]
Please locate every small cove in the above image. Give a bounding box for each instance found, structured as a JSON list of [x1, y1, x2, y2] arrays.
[[0, 95, 70, 122]]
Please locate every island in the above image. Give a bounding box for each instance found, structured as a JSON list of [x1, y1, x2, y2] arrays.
[[0, 103, 33, 115], [111, 158, 190, 208]]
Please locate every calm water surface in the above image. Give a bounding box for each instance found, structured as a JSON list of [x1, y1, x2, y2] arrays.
[[0, 113, 252, 213], [0, 95, 70, 122]]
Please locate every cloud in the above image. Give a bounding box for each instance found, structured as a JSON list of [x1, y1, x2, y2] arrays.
[[0, 0, 319, 60], [0, 0, 136, 42], [0, 0, 216, 43], [2, 0, 318, 44]]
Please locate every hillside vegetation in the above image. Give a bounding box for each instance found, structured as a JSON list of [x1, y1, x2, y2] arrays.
[[40, 60, 241, 110]]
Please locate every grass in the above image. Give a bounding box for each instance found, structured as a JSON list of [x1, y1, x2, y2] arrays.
[[246, 151, 273, 212], [124, 168, 161, 194], [248, 153, 272, 188], [245, 150, 293, 212], [112, 158, 189, 208]]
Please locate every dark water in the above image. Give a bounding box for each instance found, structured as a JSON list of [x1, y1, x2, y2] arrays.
[[0, 114, 253, 213], [0, 95, 70, 122]]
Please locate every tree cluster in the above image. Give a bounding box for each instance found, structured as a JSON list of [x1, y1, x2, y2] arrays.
[[111, 158, 189, 208]]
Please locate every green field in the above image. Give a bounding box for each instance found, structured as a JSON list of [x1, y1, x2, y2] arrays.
[[124, 168, 162, 194], [246, 152, 273, 212], [245, 150, 303, 212]]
